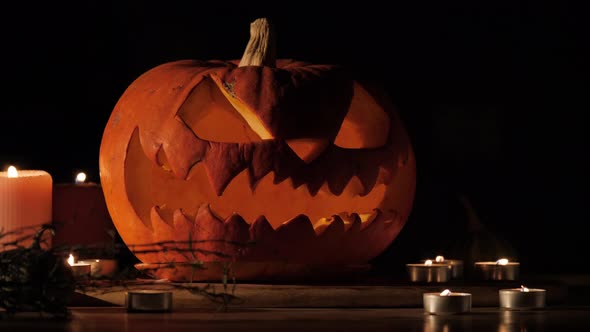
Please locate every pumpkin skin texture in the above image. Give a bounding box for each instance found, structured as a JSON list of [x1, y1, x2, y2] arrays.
[[99, 22, 415, 281]]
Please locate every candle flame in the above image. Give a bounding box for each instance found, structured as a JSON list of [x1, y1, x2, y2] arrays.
[[496, 258, 509, 265], [425, 259, 433, 266], [521, 285, 529, 292], [75, 172, 87, 184], [7, 166, 18, 178], [440, 289, 452, 296], [67, 254, 75, 266], [435, 255, 445, 263]]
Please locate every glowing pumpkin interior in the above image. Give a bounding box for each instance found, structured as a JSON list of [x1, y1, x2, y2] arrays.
[[127, 77, 400, 229]]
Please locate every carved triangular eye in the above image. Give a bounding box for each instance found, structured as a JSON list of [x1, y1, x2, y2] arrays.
[[334, 83, 390, 149], [178, 77, 265, 143]]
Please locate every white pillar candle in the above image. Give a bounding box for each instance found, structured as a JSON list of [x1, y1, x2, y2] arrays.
[[0, 166, 52, 248]]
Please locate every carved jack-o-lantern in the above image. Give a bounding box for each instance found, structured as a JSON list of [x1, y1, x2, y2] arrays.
[[99, 18, 416, 281]]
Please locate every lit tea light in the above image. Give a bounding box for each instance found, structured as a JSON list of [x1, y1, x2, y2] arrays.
[[423, 289, 472, 315], [407, 259, 450, 283], [67, 254, 91, 278], [126, 290, 173, 312], [7, 166, 18, 178], [474, 258, 520, 280], [499, 285, 546, 310], [423, 255, 464, 279], [75, 172, 87, 184], [78, 258, 118, 278], [497, 258, 509, 265]]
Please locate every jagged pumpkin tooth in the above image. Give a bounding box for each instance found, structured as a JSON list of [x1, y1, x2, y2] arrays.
[[337, 175, 365, 198], [224, 214, 250, 244], [202, 143, 247, 196], [276, 215, 316, 239], [273, 144, 305, 184], [249, 216, 275, 240], [160, 117, 209, 180], [150, 206, 173, 235], [305, 177, 325, 197], [359, 209, 381, 230], [272, 172, 289, 185], [344, 213, 362, 233], [247, 143, 275, 190], [325, 155, 356, 196], [193, 204, 225, 239], [173, 209, 193, 237], [149, 206, 177, 262], [357, 161, 380, 196], [317, 215, 345, 237], [245, 216, 279, 261]]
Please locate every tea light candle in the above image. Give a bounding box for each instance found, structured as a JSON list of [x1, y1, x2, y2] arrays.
[[474, 258, 520, 280], [126, 290, 173, 312], [423, 255, 464, 279], [78, 259, 118, 278], [0, 166, 52, 248], [407, 259, 451, 282], [423, 289, 472, 315], [499, 285, 546, 310], [75, 172, 87, 185], [67, 254, 91, 278]]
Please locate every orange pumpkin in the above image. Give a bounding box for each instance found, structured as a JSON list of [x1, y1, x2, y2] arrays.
[[99, 18, 416, 281]]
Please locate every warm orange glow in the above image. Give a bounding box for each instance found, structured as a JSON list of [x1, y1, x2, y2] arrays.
[[179, 77, 263, 143], [440, 289, 452, 296], [125, 130, 393, 230], [435, 255, 445, 263], [212, 78, 273, 140], [7, 166, 18, 178], [496, 258, 509, 265], [425, 259, 433, 266], [67, 254, 75, 266]]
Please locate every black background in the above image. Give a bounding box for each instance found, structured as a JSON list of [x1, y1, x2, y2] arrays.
[[1, 1, 588, 275]]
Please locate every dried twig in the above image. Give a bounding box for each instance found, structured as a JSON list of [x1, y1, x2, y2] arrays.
[[0, 223, 248, 318]]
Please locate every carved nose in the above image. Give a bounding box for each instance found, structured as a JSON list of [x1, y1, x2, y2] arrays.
[[286, 138, 330, 164]]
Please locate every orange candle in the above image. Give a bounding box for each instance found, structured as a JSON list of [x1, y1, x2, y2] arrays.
[[0, 165, 52, 248]]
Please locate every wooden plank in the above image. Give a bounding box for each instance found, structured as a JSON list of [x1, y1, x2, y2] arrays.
[[80, 281, 568, 309]]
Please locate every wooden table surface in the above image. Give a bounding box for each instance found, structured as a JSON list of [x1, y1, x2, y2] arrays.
[[3, 274, 590, 331], [2, 306, 590, 332]]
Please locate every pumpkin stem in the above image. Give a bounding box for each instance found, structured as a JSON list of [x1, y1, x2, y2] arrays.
[[239, 18, 276, 67]]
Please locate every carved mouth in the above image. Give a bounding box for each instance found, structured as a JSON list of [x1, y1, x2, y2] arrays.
[[125, 127, 400, 233]]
